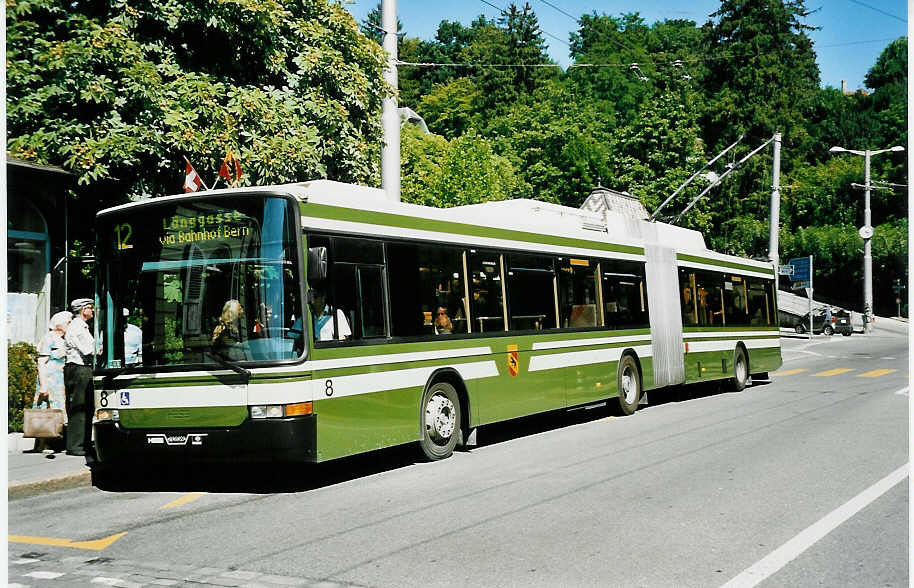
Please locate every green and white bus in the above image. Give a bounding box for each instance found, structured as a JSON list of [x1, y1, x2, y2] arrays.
[[92, 181, 781, 466]]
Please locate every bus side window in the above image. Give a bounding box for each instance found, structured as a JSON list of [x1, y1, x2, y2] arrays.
[[723, 275, 749, 326], [388, 242, 466, 338], [679, 269, 698, 326], [602, 260, 649, 330], [308, 234, 385, 343], [557, 257, 598, 329], [506, 253, 556, 331], [746, 278, 773, 326], [694, 271, 724, 326], [468, 250, 505, 333]]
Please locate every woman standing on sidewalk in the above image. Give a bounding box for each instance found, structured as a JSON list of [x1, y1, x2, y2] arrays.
[[33, 311, 72, 454]]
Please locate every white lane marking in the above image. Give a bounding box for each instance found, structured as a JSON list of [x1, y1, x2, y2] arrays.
[[881, 357, 897, 360], [895, 387, 909, 396], [721, 463, 909, 588], [91, 578, 132, 587], [25, 571, 65, 579]]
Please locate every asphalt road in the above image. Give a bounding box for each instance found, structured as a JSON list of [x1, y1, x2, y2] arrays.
[[9, 331, 909, 588]]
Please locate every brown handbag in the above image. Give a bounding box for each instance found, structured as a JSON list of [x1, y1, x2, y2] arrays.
[[22, 408, 65, 439]]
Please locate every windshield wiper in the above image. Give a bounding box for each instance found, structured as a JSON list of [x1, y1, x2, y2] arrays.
[[205, 350, 252, 381]]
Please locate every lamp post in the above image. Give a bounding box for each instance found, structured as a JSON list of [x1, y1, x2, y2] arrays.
[[829, 144, 905, 333]]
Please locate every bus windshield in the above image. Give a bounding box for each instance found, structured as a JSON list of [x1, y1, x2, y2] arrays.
[[96, 195, 305, 370]]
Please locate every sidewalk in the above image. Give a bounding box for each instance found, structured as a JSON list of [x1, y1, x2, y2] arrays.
[[8, 434, 92, 500]]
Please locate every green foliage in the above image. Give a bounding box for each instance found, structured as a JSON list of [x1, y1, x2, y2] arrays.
[[8, 342, 39, 433], [607, 85, 708, 229], [400, 125, 525, 207], [486, 81, 614, 206], [7, 0, 390, 201], [419, 78, 483, 140]]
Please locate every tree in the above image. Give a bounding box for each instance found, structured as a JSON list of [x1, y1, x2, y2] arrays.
[[701, 0, 820, 152], [400, 125, 526, 207], [485, 80, 615, 206], [360, 2, 403, 45], [607, 83, 709, 232], [7, 0, 390, 202]]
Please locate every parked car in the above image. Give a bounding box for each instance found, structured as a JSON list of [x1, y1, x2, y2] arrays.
[[794, 309, 852, 336], [832, 310, 853, 336]]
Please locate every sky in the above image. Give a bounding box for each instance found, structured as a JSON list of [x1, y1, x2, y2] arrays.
[[343, 0, 908, 91]]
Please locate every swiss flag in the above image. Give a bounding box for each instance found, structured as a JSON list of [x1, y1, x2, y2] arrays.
[[183, 160, 203, 193]]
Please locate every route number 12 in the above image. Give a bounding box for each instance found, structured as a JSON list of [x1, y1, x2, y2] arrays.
[[115, 223, 133, 250]]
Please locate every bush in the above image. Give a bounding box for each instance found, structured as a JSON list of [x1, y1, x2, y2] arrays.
[[8, 342, 38, 432]]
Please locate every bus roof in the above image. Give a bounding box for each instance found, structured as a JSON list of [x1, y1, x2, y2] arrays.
[[97, 180, 774, 273]]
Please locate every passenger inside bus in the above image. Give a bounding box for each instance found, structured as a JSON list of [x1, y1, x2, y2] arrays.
[[309, 290, 352, 342], [434, 306, 453, 335], [211, 299, 248, 361]]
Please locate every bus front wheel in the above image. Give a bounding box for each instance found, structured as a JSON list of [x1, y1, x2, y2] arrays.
[[616, 354, 642, 416], [419, 382, 461, 461], [732, 346, 749, 392]]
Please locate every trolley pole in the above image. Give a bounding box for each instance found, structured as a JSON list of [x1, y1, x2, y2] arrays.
[[768, 132, 782, 289], [381, 0, 400, 202]]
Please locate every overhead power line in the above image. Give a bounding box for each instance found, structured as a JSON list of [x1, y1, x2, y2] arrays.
[[478, 0, 570, 48], [847, 0, 906, 24]]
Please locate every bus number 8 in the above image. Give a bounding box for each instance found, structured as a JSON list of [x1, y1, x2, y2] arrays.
[[324, 380, 333, 397]]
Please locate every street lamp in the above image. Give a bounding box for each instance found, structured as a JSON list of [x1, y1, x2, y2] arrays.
[[829, 145, 905, 333]]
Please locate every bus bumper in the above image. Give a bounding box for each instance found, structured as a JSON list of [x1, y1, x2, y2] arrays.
[[93, 415, 317, 464]]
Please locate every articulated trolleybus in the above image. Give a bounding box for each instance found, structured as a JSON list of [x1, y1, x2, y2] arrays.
[[93, 181, 781, 467]]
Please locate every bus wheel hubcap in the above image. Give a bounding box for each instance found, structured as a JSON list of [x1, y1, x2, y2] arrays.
[[736, 358, 747, 382], [426, 394, 456, 443], [622, 367, 637, 404]]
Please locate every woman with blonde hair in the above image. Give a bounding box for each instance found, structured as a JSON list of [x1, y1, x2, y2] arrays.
[[211, 299, 247, 360]]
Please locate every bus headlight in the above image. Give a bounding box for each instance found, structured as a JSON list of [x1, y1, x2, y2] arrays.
[[250, 405, 283, 419], [250, 402, 312, 419], [95, 409, 119, 422]]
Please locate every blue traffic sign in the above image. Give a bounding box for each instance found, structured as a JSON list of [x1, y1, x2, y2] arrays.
[[787, 257, 811, 282]]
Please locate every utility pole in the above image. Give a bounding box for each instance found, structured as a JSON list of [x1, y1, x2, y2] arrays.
[[381, 0, 400, 202], [863, 149, 872, 332], [829, 144, 904, 333], [768, 132, 782, 289]]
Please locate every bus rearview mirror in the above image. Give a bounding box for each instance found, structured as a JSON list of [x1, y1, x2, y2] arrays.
[[308, 247, 327, 281]]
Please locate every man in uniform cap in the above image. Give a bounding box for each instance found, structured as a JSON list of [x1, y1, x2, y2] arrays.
[[64, 298, 98, 457]]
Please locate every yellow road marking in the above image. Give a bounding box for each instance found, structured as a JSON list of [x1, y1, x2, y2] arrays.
[[8, 532, 126, 551], [772, 368, 808, 376], [857, 369, 898, 378], [161, 492, 206, 510], [812, 368, 855, 377]]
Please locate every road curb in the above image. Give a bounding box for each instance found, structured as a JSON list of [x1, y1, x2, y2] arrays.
[[8, 470, 92, 501]]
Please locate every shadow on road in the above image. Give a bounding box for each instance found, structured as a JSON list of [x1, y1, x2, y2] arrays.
[[93, 379, 772, 495]]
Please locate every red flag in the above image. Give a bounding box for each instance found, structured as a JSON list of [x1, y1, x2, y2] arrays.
[[219, 150, 243, 186], [183, 159, 203, 193]]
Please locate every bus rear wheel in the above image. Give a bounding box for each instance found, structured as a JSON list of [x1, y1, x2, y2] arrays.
[[616, 354, 641, 416], [732, 346, 749, 392], [419, 382, 461, 461]]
